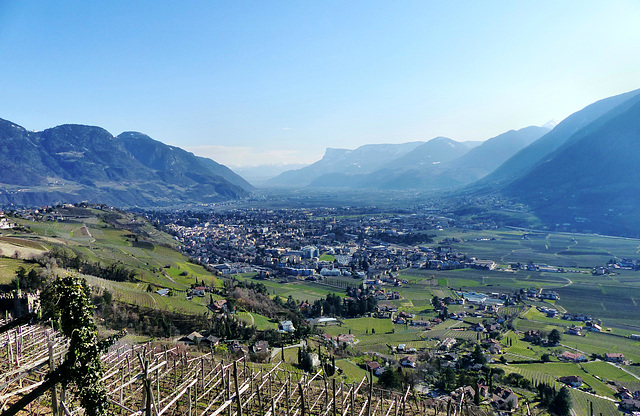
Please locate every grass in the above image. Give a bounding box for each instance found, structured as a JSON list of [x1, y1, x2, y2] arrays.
[[493, 363, 620, 416], [561, 331, 640, 363], [237, 311, 277, 331], [508, 362, 616, 399], [0, 258, 34, 285], [582, 361, 640, 391], [324, 317, 394, 337], [335, 359, 369, 383]]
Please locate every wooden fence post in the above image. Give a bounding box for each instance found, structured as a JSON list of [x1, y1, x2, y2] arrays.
[[233, 361, 243, 416]]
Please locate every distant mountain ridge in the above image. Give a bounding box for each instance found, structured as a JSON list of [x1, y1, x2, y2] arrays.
[[0, 118, 252, 207], [268, 141, 426, 187], [495, 89, 640, 236], [270, 126, 549, 190], [473, 88, 640, 190]]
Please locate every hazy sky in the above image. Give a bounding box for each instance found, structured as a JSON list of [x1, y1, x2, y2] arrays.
[[1, 1, 639, 167]]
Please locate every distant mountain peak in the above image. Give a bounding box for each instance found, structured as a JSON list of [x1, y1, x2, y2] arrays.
[[542, 119, 559, 129], [0, 118, 252, 207]]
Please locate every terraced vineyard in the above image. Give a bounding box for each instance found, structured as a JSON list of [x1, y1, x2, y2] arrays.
[[1, 321, 492, 416], [494, 364, 620, 416]]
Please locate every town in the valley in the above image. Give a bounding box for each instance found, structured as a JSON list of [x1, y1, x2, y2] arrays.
[[3, 204, 640, 415]]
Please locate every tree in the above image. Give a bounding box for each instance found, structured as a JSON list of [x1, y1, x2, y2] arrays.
[[472, 344, 487, 364], [42, 274, 124, 416], [379, 367, 402, 389], [550, 386, 572, 416], [102, 290, 113, 306], [298, 347, 314, 373], [12, 266, 43, 291], [548, 328, 562, 345]]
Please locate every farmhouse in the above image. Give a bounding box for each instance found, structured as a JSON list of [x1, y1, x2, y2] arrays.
[[559, 375, 583, 388], [604, 352, 625, 363], [208, 299, 228, 314], [400, 356, 416, 368], [560, 351, 587, 362], [178, 331, 204, 345], [279, 320, 296, 333]]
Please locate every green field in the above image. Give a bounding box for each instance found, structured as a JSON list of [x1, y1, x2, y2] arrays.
[[319, 254, 336, 262], [237, 311, 278, 331], [335, 359, 370, 383], [0, 209, 218, 317], [561, 332, 640, 363], [494, 364, 620, 416]]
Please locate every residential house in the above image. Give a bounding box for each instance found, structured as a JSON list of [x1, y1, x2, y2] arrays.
[[365, 361, 385, 376], [559, 375, 583, 388], [208, 299, 228, 314], [438, 338, 457, 352], [230, 341, 249, 355], [565, 327, 582, 336], [337, 334, 355, 344], [470, 323, 485, 332], [492, 387, 518, 411], [605, 353, 625, 363], [400, 356, 416, 368], [178, 331, 203, 345], [201, 335, 220, 346], [279, 320, 296, 333], [619, 399, 640, 412], [482, 339, 502, 354], [253, 340, 269, 354], [560, 351, 587, 362], [523, 330, 541, 343]]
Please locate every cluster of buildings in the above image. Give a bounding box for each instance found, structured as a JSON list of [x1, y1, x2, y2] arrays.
[[593, 258, 640, 275], [0, 212, 15, 230], [148, 208, 509, 286]]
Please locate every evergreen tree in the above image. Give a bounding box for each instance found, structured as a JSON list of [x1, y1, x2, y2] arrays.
[[550, 387, 572, 416], [379, 367, 402, 389], [548, 328, 562, 345]]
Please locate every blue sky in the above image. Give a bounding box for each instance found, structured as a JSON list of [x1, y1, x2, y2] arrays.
[[1, 1, 639, 167]]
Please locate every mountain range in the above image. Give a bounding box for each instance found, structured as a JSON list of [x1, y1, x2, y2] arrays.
[[269, 87, 640, 235], [0, 120, 253, 207], [2, 86, 640, 235], [269, 127, 549, 190], [490, 88, 640, 236]]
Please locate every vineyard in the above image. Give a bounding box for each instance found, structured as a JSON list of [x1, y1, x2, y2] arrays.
[[1, 319, 494, 416]]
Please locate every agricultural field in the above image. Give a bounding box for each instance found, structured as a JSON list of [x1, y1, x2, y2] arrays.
[[237, 311, 278, 331], [0, 257, 34, 285], [334, 359, 370, 383], [0, 209, 217, 317], [494, 364, 621, 416], [582, 361, 640, 391], [561, 332, 640, 363]]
